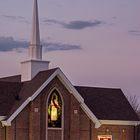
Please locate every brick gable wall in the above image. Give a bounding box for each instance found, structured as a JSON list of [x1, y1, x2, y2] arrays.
[[0, 124, 5, 140]]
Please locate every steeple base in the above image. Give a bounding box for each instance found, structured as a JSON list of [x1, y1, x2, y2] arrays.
[[21, 59, 49, 82]]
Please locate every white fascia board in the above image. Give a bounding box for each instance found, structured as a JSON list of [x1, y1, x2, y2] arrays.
[[100, 120, 140, 126], [1, 97, 32, 126], [0, 116, 6, 121], [80, 103, 101, 128], [1, 121, 11, 126], [56, 69, 84, 103], [1, 68, 100, 128]]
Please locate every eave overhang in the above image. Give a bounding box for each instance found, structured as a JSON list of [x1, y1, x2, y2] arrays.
[[100, 120, 140, 126]]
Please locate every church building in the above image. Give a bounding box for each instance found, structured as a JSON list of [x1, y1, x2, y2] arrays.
[[0, 0, 139, 140]]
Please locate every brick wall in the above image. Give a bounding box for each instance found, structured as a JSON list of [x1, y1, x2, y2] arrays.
[[135, 125, 140, 140], [93, 125, 134, 140], [79, 109, 135, 140], [80, 108, 91, 140], [0, 123, 5, 140], [70, 95, 80, 140], [5, 106, 30, 140]]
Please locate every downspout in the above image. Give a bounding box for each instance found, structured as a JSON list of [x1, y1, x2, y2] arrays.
[[15, 119, 17, 140], [90, 120, 92, 140], [5, 126, 6, 140], [134, 125, 137, 140]]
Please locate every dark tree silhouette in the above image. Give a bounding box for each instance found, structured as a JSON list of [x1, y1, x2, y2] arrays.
[[127, 94, 140, 118]]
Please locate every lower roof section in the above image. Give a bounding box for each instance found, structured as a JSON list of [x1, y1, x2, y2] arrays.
[[75, 86, 139, 121]]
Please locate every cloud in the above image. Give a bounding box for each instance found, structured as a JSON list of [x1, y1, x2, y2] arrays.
[[0, 15, 29, 24], [42, 19, 103, 30], [0, 36, 81, 52], [1, 15, 103, 29], [63, 20, 103, 30], [128, 30, 140, 36], [43, 42, 81, 51], [0, 37, 28, 51], [43, 19, 63, 25]]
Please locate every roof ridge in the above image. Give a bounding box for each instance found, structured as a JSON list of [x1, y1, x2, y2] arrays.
[[0, 75, 21, 83], [37, 67, 59, 74], [0, 74, 21, 79]]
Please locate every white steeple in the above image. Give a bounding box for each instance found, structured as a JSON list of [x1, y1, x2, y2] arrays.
[[21, 0, 49, 82], [29, 0, 42, 60]]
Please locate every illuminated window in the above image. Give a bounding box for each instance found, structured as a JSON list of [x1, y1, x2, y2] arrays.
[[48, 90, 62, 128], [98, 135, 112, 140]]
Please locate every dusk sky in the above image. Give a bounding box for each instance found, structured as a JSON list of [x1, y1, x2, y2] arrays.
[[0, 0, 140, 101]]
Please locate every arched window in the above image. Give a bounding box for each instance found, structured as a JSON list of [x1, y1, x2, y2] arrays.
[[47, 90, 62, 128]]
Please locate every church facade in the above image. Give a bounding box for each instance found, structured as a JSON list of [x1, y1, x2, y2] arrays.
[[0, 0, 139, 140], [0, 68, 139, 140]]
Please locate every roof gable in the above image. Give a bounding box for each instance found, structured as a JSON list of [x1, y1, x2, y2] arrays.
[[1, 68, 101, 128]]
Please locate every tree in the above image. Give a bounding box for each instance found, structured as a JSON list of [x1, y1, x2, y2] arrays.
[[127, 94, 140, 118]]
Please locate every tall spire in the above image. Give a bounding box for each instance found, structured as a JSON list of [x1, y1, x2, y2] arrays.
[[29, 0, 42, 60], [21, 0, 49, 82]]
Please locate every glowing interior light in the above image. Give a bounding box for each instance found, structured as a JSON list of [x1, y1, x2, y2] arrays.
[[98, 135, 112, 140], [48, 91, 62, 128], [51, 105, 57, 121]]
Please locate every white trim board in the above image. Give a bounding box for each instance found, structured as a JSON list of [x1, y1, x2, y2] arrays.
[[0, 116, 6, 121], [100, 120, 140, 126], [1, 68, 101, 128], [80, 103, 101, 128]]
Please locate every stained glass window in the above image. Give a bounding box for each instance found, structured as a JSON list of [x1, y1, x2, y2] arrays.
[[48, 90, 62, 128]]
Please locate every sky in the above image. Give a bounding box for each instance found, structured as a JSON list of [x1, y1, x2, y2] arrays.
[[0, 0, 140, 102]]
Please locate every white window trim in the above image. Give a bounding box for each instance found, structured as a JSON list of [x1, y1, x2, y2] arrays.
[[0, 116, 6, 121]]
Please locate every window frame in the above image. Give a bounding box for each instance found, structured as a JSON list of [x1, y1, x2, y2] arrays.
[[46, 88, 64, 140]]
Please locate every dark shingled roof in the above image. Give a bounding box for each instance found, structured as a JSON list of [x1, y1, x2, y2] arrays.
[[0, 81, 23, 116], [0, 68, 57, 117], [0, 68, 139, 122], [0, 75, 21, 83], [75, 86, 139, 121]]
